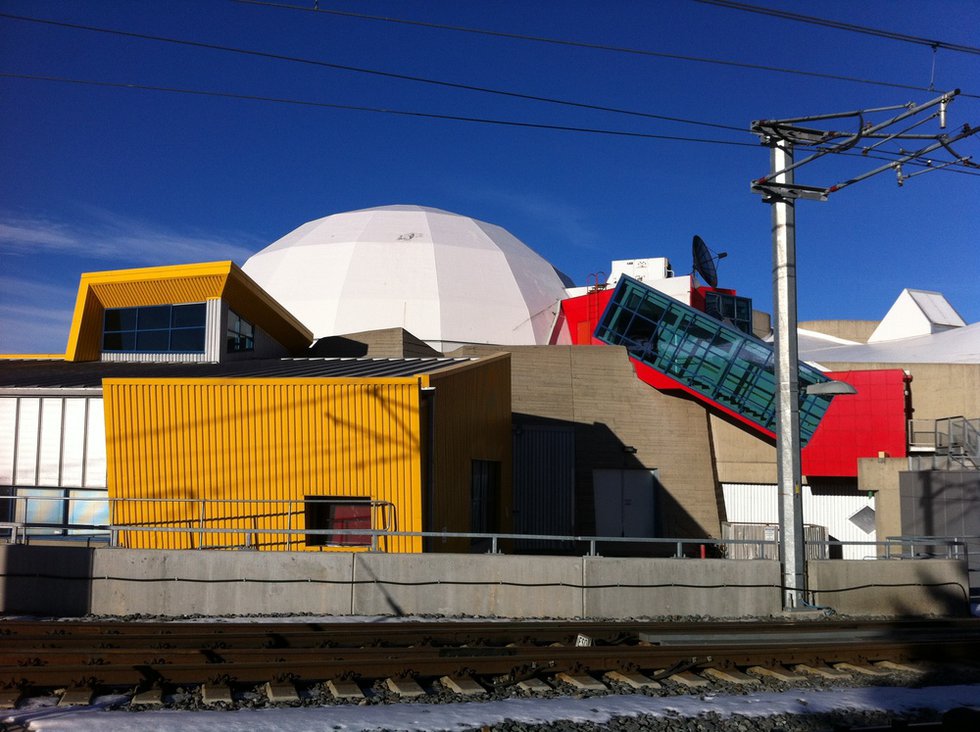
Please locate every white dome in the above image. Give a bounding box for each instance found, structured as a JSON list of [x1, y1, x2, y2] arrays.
[[242, 205, 573, 350]]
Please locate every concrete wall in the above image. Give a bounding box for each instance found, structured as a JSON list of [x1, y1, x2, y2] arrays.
[[798, 320, 879, 343], [453, 345, 724, 539], [1, 545, 968, 618], [808, 559, 969, 617], [858, 457, 907, 545]]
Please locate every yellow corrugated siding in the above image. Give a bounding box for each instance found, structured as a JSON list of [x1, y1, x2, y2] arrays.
[[90, 275, 227, 308], [426, 354, 513, 552], [104, 378, 423, 552]]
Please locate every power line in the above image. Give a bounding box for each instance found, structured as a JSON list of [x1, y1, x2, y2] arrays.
[[692, 0, 980, 56], [0, 11, 740, 133], [5, 72, 976, 179], [0, 72, 756, 146], [231, 0, 980, 99]]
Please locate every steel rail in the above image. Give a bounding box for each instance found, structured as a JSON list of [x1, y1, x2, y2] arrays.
[[1, 618, 978, 690]]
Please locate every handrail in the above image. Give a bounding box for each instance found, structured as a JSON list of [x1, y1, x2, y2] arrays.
[[1, 495, 971, 563]]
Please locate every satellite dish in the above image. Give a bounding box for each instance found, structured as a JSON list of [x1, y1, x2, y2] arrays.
[[692, 235, 727, 289]]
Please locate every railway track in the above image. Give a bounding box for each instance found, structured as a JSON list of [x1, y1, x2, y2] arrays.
[[1, 617, 978, 709]]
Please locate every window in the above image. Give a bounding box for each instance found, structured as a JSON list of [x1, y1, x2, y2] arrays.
[[704, 291, 754, 336], [102, 304, 206, 353], [305, 496, 372, 547], [226, 309, 255, 353]]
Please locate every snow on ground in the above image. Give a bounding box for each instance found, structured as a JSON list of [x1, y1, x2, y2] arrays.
[[6, 685, 980, 732]]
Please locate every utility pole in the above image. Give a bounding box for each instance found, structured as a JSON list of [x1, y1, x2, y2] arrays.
[[750, 90, 977, 611]]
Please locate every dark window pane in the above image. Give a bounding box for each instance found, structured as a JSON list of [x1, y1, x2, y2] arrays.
[[102, 331, 136, 351], [226, 308, 255, 353], [170, 327, 205, 352], [135, 329, 170, 352], [138, 306, 171, 330], [104, 308, 137, 332], [172, 303, 206, 328]]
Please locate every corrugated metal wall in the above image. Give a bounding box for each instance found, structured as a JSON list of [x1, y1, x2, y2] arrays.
[[722, 482, 877, 560], [103, 378, 424, 552], [513, 424, 575, 549]]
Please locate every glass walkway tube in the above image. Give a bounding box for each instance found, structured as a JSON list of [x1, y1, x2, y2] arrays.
[[593, 275, 834, 447]]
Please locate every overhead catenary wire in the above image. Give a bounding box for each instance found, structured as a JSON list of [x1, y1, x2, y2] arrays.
[[0, 72, 756, 147], [0, 11, 741, 133], [691, 0, 980, 56], [4, 72, 976, 178], [230, 0, 980, 100]]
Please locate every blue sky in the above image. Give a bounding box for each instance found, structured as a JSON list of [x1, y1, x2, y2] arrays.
[[1, 0, 977, 354]]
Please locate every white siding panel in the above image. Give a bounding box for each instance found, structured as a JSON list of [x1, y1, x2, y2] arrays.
[[205, 297, 222, 362], [37, 399, 64, 485], [0, 399, 16, 484], [14, 398, 39, 486], [84, 399, 106, 488], [1, 396, 106, 489], [61, 399, 87, 487], [723, 483, 877, 560]]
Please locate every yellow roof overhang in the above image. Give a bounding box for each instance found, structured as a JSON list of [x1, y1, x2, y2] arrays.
[[65, 261, 313, 361]]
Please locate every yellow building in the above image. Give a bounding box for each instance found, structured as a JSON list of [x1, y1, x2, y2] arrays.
[[1, 262, 512, 553]]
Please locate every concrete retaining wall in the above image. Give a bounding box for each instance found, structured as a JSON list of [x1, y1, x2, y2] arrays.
[[0, 545, 969, 618], [808, 559, 969, 617]]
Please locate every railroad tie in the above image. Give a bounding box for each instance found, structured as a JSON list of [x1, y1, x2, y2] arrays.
[[703, 668, 761, 685], [327, 680, 364, 700], [58, 688, 92, 706], [265, 681, 300, 702], [604, 670, 661, 689], [666, 671, 711, 688], [793, 663, 852, 679], [747, 665, 806, 682], [834, 662, 890, 677], [517, 678, 553, 693], [555, 672, 607, 691], [440, 676, 486, 696], [385, 677, 426, 697], [201, 683, 233, 705], [131, 688, 164, 706], [874, 660, 926, 674]]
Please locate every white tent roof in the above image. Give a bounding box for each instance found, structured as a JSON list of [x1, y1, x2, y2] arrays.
[[798, 321, 980, 365], [242, 205, 573, 350]]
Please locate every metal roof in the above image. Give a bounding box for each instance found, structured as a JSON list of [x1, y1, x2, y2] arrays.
[[0, 356, 476, 390]]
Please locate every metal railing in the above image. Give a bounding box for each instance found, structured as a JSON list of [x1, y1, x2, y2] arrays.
[[935, 416, 980, 469], [0, 494, 970, 566], [907, 418, 937, 451]]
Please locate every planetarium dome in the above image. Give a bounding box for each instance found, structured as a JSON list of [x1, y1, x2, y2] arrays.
[[242, 205, 574, 351]]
